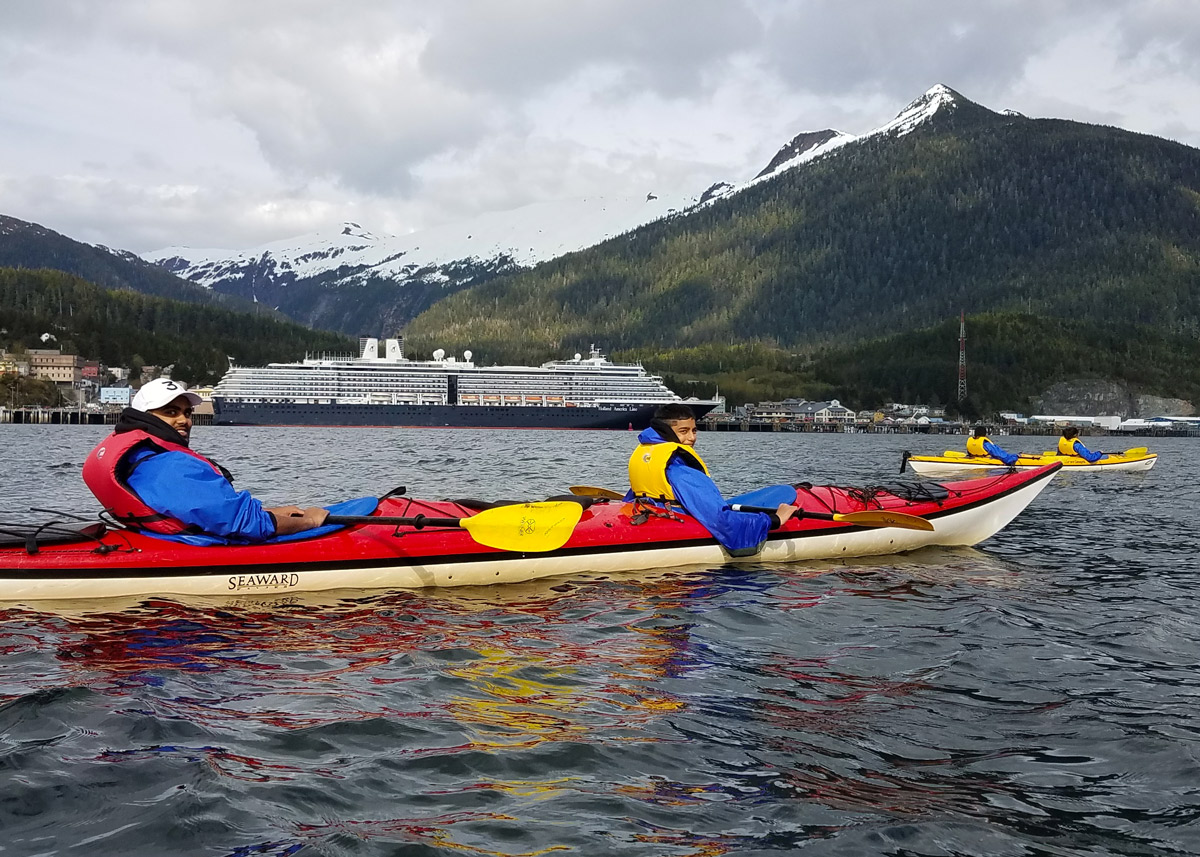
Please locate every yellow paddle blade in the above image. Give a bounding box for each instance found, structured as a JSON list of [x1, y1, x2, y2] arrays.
[[1123, 447, 1149, 458], [943, 450, 968, 458], [460, 501, 584, 552], [569, 485, 625, 500], [832, 510, 935, 531]]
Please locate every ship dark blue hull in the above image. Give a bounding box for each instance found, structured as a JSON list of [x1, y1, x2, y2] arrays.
[[213, 400, 716, 429]]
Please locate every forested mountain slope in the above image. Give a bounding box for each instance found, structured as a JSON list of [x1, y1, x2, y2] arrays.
[[0, 268, 356, 385], [0, 216, 274, 316], [405, 91, 1200, 369]]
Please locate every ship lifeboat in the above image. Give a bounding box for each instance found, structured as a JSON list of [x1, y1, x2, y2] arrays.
[[526, 396, 544, 404]]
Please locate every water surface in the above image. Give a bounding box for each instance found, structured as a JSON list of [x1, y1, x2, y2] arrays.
[[1, 426, 1197, 855]]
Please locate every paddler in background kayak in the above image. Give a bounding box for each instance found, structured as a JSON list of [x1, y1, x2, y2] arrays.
[[966, 425, 1019, 465], [627, 404, 799, 557], [1058, 426, 1106, 462], [82, 378, 330, 543]]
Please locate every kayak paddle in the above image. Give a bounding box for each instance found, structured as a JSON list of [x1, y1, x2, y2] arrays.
[[326, 501, 584, 552], [1114, 446, 1149, 457], [569, 485, 625, 500], [728, 504, 935, 531]]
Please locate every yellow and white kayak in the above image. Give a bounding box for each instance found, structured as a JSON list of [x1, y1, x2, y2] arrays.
[[902, 446, 1157, 475]]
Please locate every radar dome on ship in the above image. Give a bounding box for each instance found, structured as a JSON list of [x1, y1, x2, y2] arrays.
[[463, 350, 472, 361], [433, 348, 445, 360]]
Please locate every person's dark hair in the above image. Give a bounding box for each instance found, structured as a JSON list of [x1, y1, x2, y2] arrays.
[[972, 426, 988, 438], [653, 403, 695, 422], [1062, 426, 1079, 439]]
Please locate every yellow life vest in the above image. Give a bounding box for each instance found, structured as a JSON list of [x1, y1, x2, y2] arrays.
[[1058, 436, 1081, 457], [628, 442, 711, 502], [966, 435, 991, 457]]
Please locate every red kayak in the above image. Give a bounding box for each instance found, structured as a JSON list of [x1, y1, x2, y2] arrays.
[[0, 464, 1059, 602]]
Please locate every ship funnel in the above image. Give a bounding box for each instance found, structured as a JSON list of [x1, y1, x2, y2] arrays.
[[385, 339, 403, 360], [360, 338, 379, 359]]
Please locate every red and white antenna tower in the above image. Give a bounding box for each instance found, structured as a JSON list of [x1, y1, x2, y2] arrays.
[[957, 310, 967, 403]]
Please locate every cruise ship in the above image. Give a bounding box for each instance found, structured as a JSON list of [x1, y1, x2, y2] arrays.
[[211, 339, 721, 429]]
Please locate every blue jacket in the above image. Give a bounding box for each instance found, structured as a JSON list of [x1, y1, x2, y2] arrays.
[[124, 447, 375, 546], [629, 427, 782, 555], [982, 439, 1019, 466], [125, 447, 282, 542], [1069, 438, 1105, 463]]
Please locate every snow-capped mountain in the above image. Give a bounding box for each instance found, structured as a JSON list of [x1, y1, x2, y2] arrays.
[[148, 193, 702, 293], [142, 85, 987, 333]]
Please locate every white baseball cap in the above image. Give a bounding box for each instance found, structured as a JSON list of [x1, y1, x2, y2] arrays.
[[131, 378, 203, 412]]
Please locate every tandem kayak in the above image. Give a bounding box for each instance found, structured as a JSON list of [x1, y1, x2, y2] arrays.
[[902, 446, 1157, 476], [0, 464, 1060, 602]]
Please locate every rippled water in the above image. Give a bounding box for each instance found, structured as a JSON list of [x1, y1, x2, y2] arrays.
[[1, 426, 1198, 856]]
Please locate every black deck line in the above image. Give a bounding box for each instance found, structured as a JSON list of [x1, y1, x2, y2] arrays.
[[0, 465, 1060, 581]]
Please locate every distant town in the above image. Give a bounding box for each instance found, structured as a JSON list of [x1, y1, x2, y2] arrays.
[[2, 346, 1197, 436], [0, 346, 216, 422], [703, 398, 1198, 436]]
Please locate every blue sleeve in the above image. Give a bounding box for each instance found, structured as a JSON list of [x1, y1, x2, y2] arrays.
[[126, 449, 279, 541], [1072, 439, 1105, 462], [667, 458, 771, 554], [982, 439, 1019, 465]]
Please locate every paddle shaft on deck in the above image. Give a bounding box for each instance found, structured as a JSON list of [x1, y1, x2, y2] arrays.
[[327, 514, 468, 528], [729, 504, 935, 531]]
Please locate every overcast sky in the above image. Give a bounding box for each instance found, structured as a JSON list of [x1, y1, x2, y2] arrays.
[[2, 0, 1198, 253]]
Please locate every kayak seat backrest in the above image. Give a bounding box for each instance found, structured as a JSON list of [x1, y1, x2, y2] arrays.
[[0, 522, 108, 551], [542, 495, 597, 510], [448, 496, 597, 511], [446, 498, 525, 511]]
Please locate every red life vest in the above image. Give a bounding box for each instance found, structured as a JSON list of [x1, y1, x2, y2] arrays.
[[82, 430, 225, 534]]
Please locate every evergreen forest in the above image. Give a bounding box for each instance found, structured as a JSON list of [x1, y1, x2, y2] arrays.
[[0, 215, 272, 315], [0, 268, 357, 385]]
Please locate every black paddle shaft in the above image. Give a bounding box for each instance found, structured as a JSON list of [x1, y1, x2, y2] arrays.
[[326, 515, 464, 529], [728, 504, 841, 522]]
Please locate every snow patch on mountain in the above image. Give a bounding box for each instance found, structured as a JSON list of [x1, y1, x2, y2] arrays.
[[712, 85, 963, 200], [146, 192, 699, 290], [872, 83, 961, 138]]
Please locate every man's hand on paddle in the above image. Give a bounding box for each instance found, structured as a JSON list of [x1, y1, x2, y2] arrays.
[[268, 505, 330, 536], [774, 504, 799, 528]]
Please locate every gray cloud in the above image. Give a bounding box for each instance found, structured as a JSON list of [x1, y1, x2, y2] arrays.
[[420, 0, 762, 99], [756, 0, 1081, 104], [0, 0, 1198, 252]]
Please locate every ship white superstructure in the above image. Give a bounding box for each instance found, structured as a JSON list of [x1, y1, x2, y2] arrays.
[[211, 339, 719, 428]]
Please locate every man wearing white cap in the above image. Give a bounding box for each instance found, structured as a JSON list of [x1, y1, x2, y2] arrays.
[[82, 378, 329, 543]]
